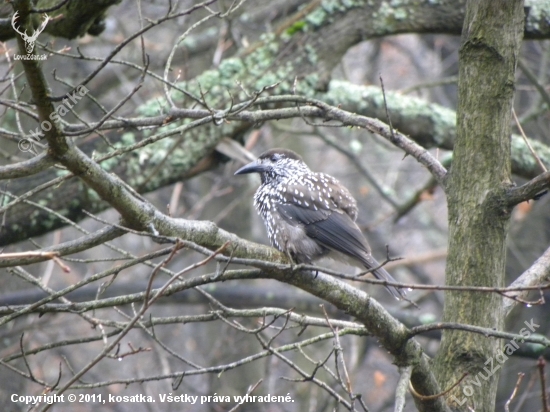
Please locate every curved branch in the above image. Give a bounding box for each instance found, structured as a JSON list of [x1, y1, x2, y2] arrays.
[[409, 322, 549, 348], [0, 152, 54, 179], [506, 171, 550, 207]]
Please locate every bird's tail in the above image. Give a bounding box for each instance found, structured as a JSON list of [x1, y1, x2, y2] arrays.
[[360, 254, 406, 300], [372, 266, 406, 300]]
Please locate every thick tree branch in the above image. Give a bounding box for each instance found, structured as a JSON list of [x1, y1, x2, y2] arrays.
[[0, 152, 54, 179], [506, 171, 550, 207], [0, 0, 121, 41]]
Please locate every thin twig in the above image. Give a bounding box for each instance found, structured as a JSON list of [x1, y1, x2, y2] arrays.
[[504, 372, 524, 412], [379, 75, 395, 140], [538, 357, 549, 412], [512, 108, 547, 172], [409, 373, 468, 401]]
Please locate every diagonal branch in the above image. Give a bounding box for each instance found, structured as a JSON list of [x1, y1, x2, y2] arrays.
[[504, 245, 550, 316]]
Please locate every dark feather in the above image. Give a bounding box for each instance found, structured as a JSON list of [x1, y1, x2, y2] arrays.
[[277, 202, 405, 299], [277, 202, 330, 225], [277, 202, 369, 258]]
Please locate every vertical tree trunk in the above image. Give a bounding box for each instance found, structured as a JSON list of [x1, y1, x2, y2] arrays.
[[434, 0, 524, 410]]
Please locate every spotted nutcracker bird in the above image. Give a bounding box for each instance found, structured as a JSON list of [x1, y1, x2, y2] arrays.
[[235, 148, 405, 299]]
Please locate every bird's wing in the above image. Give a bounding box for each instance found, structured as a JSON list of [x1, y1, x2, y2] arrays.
[[276, 179, 371, 259], [276, 202, 372, 259], [282, 175, 358, 219], [276, 183, 405, 299]]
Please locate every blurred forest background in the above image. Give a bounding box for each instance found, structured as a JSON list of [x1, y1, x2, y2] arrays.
[[0, 0, 549, 411]]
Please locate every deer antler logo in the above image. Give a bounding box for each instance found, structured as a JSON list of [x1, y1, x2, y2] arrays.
[[11, 11, 50, 54]]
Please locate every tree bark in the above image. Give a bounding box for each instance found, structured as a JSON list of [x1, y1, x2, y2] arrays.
[[434, 0, 524, 409]]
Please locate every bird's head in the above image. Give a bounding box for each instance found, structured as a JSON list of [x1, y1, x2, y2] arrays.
[[235, 148, 310, 184]]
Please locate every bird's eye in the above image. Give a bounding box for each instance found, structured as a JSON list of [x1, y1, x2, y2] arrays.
[[270, 154, 279, 161]]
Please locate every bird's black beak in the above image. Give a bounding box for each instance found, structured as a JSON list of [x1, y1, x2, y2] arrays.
[[234, 161, 268, 175]]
